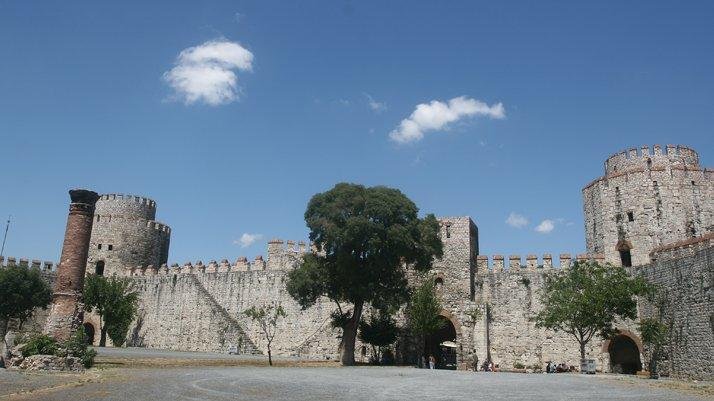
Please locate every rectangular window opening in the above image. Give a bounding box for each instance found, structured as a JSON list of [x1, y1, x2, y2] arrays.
[[108, 245, 113, 251], [97, 244, 102, 250], [627, 212, 634, 222]]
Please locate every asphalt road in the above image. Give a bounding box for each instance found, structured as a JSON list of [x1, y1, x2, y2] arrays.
[[1, 348, 709, 401]]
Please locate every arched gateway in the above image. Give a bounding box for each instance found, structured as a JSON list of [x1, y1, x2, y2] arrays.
[[424, 313, 460, 369], [83, 322, 95, 346]]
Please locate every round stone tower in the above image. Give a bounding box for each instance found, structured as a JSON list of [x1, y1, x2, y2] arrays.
[[582, 144, 713, 267], [86, 194, 171, 277]]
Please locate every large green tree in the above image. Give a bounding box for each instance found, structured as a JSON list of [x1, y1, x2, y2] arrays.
[[534, 261, 650, 361], [286, 183, 443, 365], [0, 265, 52, 367], [84, 274, 139, 347], [407, 280, 445, 367]]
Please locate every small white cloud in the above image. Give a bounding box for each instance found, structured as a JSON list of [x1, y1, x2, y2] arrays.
[[163, 39, 254, 106], [535, 219, 555, 234], [389, 96, 505, 144], [234, 233, 263, 248], [506, 212, 529, 229], [364, 93, 387, 112], [337, 99, 351, 106]]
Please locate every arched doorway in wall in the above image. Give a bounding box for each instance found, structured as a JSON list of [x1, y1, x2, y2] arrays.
[[424, 315, 458, 369], [616, 241, 633, 267], [609, 334, 641, 374], [95, 261, 105, 276], [83, 323, 95, 346]]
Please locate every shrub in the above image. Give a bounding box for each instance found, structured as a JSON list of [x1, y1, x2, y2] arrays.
[[62, 328, 97, 368], [21, 334, 58, 357], [513, 362, 525, 369]]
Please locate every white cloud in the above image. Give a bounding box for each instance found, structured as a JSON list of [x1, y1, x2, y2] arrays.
[[163, 39, 254, 106], [364, 93, 387, 112], [389, 96, 505, 144], [234, 233, 263, 248], [535, 219, 555, 234], [506, 212, 529, 229]]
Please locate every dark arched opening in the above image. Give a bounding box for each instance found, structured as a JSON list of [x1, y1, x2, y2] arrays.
[[609, 335, 641, 374], [619, 250, 632, 267], [83, 322, 95, 345], [95, 261, 105, 276], [616, 241, 633, 267], [425, 315, 457, 369]]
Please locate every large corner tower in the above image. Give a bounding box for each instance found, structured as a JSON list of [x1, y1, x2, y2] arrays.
[[582, 144, 713, 267], [86, 194, 171, 277]]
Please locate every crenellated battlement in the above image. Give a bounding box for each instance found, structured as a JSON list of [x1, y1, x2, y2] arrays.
[[0, 256, 55, 272], [99, 193, 157, 208], [475, 253, 605, 274], [95, 193, 158, 221], [123, 238, 308, 276], [604, 144, 699, 176], [146, 220, 171, 234], [125, 256, 274, 276]]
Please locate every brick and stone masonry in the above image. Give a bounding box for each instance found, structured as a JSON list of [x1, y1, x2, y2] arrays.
[[44, 189, 100, 342]]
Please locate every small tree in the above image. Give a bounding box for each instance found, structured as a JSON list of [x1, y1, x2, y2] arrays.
[[244, 304, 287, 366], [84, 274, 139, 347], [286, 183, 443, 366], [534, 261, 649, 361], [0, 265, 52, 367], [639, 318, 668, 379], [407, 280, 444, 367], [639, 288, 670, 379], [358, 312, 399, 364]]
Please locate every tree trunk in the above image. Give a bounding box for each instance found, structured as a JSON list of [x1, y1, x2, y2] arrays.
[[100, 327, 107, 347], [340, 301, 363, 366], [649, 347, 659, 379], [0, 320, 8, 368], [579, 341, 586, 361], [422, 334, 428, 368], [267, 348, 273, 366]]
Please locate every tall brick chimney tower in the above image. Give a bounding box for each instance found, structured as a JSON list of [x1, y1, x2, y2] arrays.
[[44, 189, 100, 341]]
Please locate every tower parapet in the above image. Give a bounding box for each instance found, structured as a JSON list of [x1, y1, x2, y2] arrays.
[[604, 144, 700, 175]]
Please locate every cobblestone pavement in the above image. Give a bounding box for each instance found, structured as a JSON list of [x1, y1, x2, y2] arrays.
[[1, 348, 710, 401]]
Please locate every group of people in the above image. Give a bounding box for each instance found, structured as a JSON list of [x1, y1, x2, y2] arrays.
[[546, 361, 570, 373], [471, 355, 499, 372]]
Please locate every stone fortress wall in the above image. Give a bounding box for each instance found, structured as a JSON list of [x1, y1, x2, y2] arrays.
[[583, 144, 714, 266], [86, 194, 171, 277], [121, 239, 344, 361], [634, 233, 714, 380], [4, 145, 711, 379]]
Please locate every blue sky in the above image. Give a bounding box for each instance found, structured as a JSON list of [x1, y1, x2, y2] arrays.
[[1, 1, 712, 264]]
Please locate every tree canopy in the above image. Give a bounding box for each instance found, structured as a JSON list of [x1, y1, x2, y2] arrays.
[[358, 311, 400, 363], [0, 265, 53, 367], [286, 183, 443, 365], [84, 274, 139, 347], [407, 280, 445, 365], [534, 261, 650, 360]]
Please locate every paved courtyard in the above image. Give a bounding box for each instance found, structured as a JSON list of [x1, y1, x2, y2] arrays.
[[1, 348, 710, 400]]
